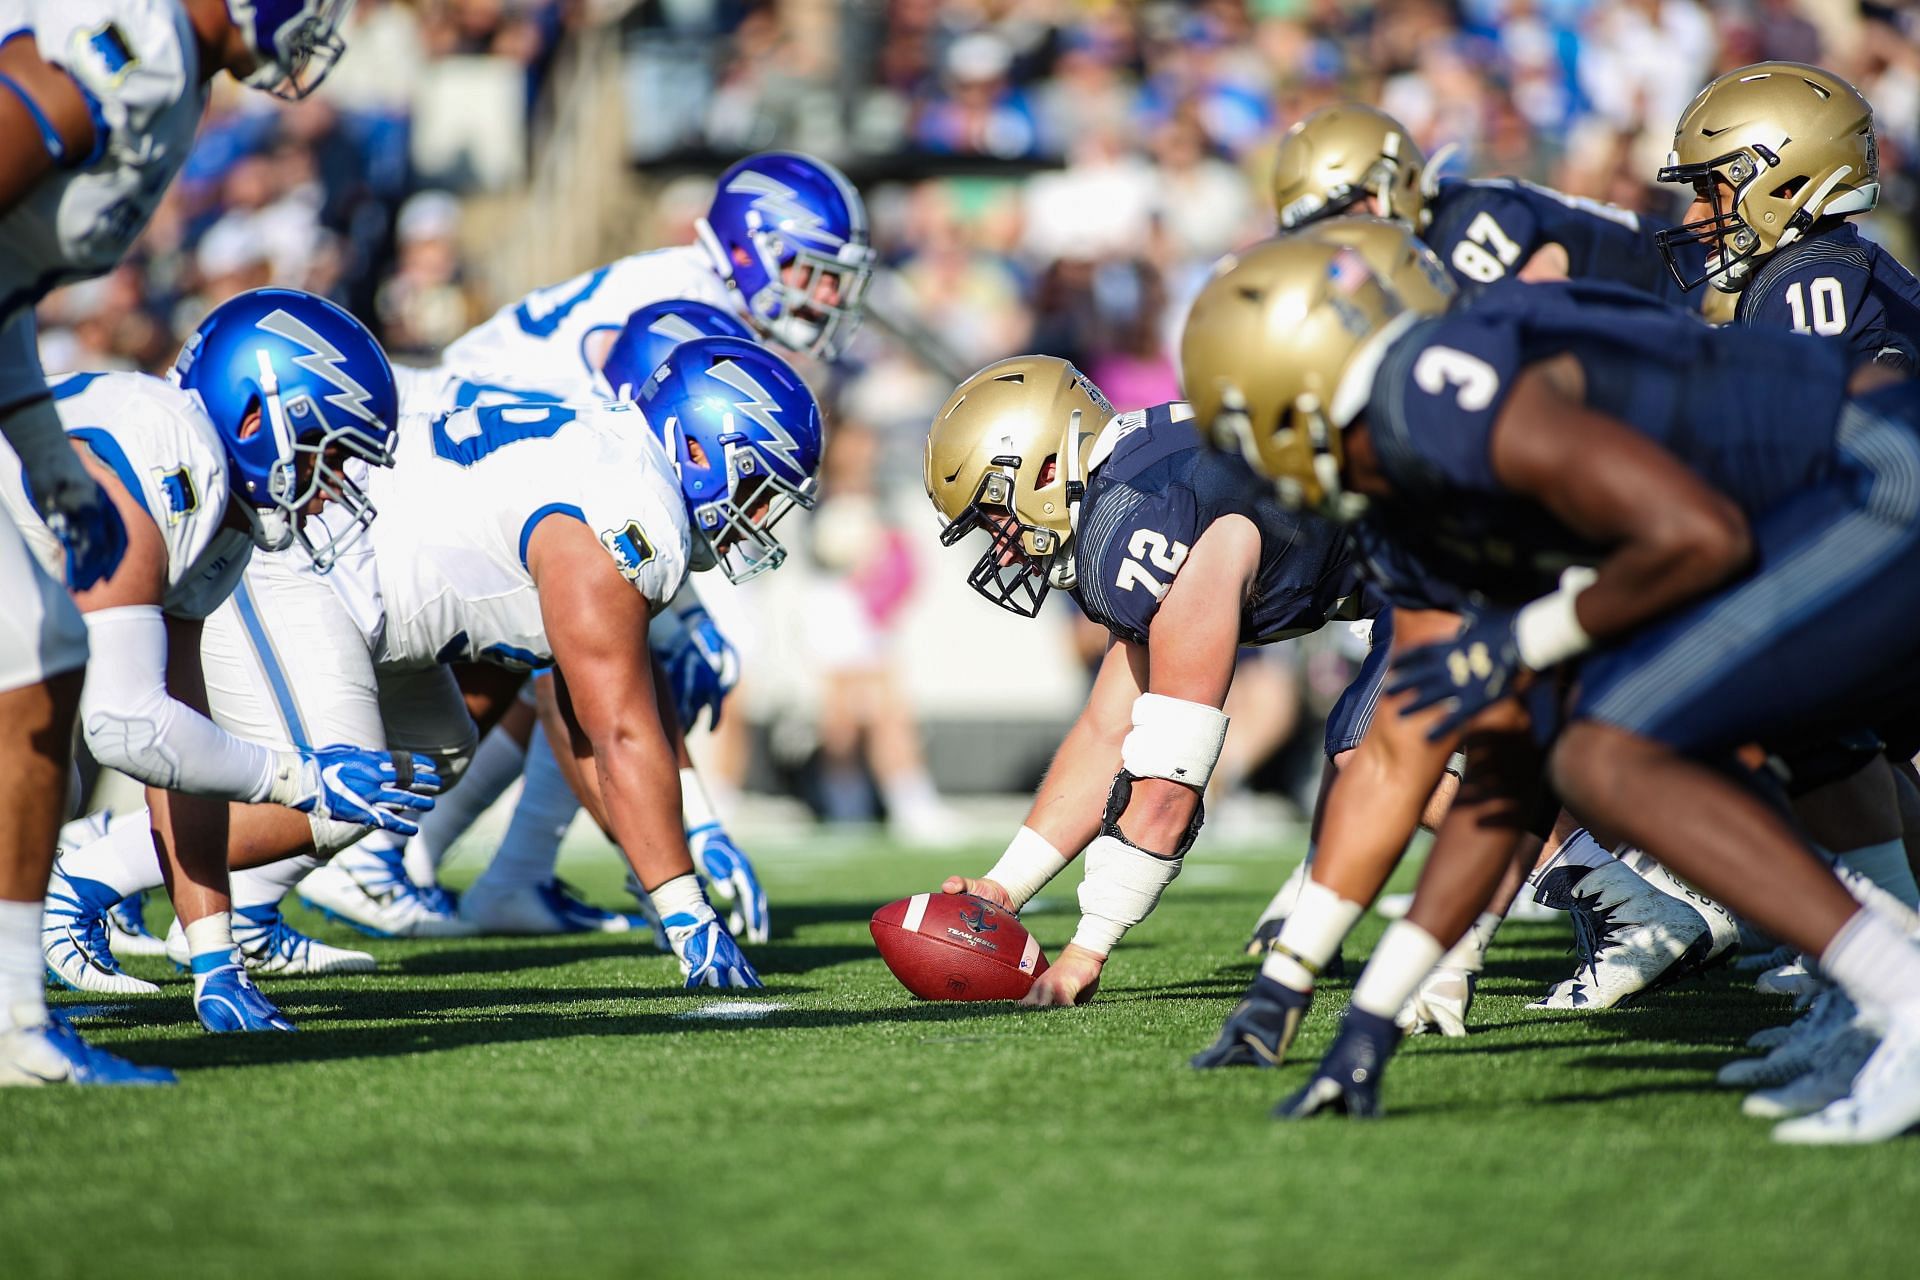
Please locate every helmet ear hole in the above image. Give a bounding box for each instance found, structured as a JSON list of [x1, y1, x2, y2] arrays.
[[1771, 177, 1806, 199], [1037, 453, 1059, 487]]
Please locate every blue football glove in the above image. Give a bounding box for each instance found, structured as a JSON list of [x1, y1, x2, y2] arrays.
[[50, 485, 129, 592], [10, 421, 130, 591], [655, 605, 739, 732], [1385, 607, 1524, 741], [664, 912, 763, 990], [270, 745, 443, 837], [689, 821, 769, 943]]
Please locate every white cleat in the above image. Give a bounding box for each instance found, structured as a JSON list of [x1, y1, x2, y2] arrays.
[[298, 855, 474, 940], [164, 912, 376, 976], [1773, 1005, 1920, 1144], [1629, 857, 1739, 963], [41, 867, 159, 996], [1719, 987, 1855, 1089], [1743, 1021, 1881, 1119], [1526, 859, 1712, 1010], [1755, 959, 1821, 1000], [458, 878, 648, 936], [1396, 965, 1476, 1038]]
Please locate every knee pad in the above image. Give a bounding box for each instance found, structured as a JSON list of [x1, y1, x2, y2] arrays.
[[432, 732, 479, 791], [1102, 770, 1205, 858], [1120, 693, 1228, 789]]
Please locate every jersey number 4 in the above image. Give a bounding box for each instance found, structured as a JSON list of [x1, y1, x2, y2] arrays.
[[1784, 277, 1847, 337], [1114, 529, 1190, 600]]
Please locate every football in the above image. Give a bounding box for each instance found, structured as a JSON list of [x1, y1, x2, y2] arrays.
[[870, 892, 1049, 1001]]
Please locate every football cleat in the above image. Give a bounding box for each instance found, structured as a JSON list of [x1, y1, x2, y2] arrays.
[[665, 914, 762, 990], [458, 878, 650, 936], [106, 892, 171, 958], [1743, 1020, 1881, 1119], [0, 1009, 175, 1086], [1191, 975, 1312, 1068], [1396, 965, 1476, 1038], [1526, 859, 1712, 1010], [1755, 958, 1821, 1000], [1628, 856, 1739, 963], [1734, 943, 1799, 975], [230, 906, 375, 975], [1718, 986, 1855, 1088], [297, 847, 473, 939], [42, 867, 158, 996], [193, 962, 297, 1034], [1773, 1004, 1920, 1144], [1274, 1008, 1402, 1121]]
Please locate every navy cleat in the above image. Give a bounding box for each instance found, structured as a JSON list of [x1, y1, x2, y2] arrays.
[[107, 891, 171, 957], [193, 961, 298, 1033], [42, 867, 158, 995], [0, 1010, 176, 1086], [1274, 1008, 1402, 1121], [1191, 975, 1312, 1068]]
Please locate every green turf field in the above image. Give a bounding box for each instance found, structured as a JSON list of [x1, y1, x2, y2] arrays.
[[5, 825, 1918, 1279]]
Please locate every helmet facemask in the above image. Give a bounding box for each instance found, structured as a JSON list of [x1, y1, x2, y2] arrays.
[[236, 0, 355, 101], [937, 447, 1082, 619], [1654, 152, 1772, 293], [687, 434, 820, 584], [742, 227, 875, 361], [252, 349, 393, 572]]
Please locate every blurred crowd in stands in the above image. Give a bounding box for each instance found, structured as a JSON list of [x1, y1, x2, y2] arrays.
[[30, 0, 1920, 807]]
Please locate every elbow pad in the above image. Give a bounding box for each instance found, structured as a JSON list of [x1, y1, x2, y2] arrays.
[[79, 605, 275, 799]]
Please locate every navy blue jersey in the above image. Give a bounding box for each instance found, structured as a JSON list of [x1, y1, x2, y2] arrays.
[[1424, 179, 1693, 304], [1071, 403, 1363, 645], [1737, 222, 1920, 371], [1357, 280, 1853, 607]]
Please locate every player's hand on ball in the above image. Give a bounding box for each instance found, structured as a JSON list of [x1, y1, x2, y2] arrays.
[[1019, 944, 1104, 1007], [939, 875, 1014, 911]]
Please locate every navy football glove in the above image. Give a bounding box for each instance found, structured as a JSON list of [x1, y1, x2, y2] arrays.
[[1386, 607, 1524, 741]]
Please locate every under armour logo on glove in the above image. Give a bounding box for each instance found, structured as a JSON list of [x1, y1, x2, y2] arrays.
[[1387, 608, 1524, 741]]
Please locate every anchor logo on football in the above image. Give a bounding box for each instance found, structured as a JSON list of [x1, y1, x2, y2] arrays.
[[957, 902, 998, 935]]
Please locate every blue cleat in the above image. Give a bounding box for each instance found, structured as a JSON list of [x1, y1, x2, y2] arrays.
[[1, 1010, 176, 1086], [42, 867, 159, 996], [1191, 974, 1312, 1068], [298, 843, 474, 939], [1274, 1008, 1402, 1120], [665, 914, 762, 990], [193, 960, 298, 1033], [459, 876, 650, 936]]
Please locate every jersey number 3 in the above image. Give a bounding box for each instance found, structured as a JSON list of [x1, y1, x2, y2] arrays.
[[1114, 529, 1190, 600], [1784, 277, 1847, 337]]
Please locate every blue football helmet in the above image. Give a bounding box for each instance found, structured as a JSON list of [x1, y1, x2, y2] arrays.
[[171, 288, 399, 572], [225, 0, 355, 100], [696, 152, 874, 361], [599, 300, 756, 403], [637, 336, 824, 583]]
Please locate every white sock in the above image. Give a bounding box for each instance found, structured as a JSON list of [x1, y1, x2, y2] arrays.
[[1351, 920, 1445, 1019], [410, 724, 528, 869], [184, 912, 237, 989], [0, 899, 47, 1032], [1542, 827, 1614, 876], [650, 872, 714, 932], [680, 767, 718, 830], [1439, 910, 1503, 973], [56, 810, 166, 899], [476, 729, 577, 891], [1256, 858, 1312, 924], [1820, 906, 1920, 1017], [1838, 838, 1920, 911], [1260, 880, 1363, 990], [230, 855, 322, 913]]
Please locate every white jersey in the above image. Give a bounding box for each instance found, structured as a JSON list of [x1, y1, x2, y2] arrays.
[[356, 399, 691, 671], [0, 0, 207, 320], [0, 371, 250, 618], [431, 245, 740, 407]]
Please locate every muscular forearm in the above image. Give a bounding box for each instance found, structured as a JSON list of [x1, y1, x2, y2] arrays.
[[1022, 710, 1124, 858], [596, 730, 694, 891]]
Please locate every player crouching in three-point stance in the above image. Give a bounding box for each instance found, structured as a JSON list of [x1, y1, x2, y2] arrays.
[[28, 290, 435, 1033], [52, 335, 824, 993], [1186, 221, 1920, 1144], [921, 237, 1441, 1005]]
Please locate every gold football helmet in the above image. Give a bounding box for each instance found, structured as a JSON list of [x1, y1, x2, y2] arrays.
[[1181, 220, 1453, 517], [1657, 61, 1879, 293], [924, 355, 1116, 616], [1272, 104, 1431, 232]]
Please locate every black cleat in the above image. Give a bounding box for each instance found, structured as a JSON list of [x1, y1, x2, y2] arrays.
[[1273, 1008, 1402, 1120], [1191, 975, 1311, 1068]]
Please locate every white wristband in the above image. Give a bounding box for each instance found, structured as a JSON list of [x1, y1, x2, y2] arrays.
[[1513, 566, 1596, 669], [983, 825, 1068, 911]]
